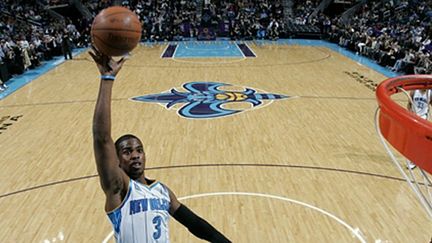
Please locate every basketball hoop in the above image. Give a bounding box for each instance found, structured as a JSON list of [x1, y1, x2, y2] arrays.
[[375, 75, 432, 218]]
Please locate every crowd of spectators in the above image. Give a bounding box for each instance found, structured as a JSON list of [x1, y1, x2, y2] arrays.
[[203, 0, 285, 40], [1, 0, 431, 92], [291, 0, 321, 25], [314, 0, 431, 75], [83, 0, 201, 41], [86, 0, 285, 41], [0, 0, 87, 86], [132, 0, 200, 41], [331, 1, 432, 74], [44, 0, 70, 6], [283, 0, 431, 75]]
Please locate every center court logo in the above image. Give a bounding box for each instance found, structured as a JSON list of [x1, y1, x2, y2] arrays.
[[131, 82, 290, 119]]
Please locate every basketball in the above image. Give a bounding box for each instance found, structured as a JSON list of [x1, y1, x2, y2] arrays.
[[91, 6, 142, 56]]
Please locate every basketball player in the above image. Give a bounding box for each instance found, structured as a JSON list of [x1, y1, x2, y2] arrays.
[[406, 89, 432, 169], [89, 47, 231, 243]]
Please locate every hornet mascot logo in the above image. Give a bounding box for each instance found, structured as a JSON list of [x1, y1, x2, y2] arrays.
[[131, 82, 289, 119]]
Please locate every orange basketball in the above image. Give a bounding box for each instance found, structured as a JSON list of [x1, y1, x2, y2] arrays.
[[91, 6, 142, 56]]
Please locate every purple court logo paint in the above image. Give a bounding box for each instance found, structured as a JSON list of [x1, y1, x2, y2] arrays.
[[131, 82, 289, 119]]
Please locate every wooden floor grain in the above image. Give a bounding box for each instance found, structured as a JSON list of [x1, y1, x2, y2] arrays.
[[0, 43, 430, 242]]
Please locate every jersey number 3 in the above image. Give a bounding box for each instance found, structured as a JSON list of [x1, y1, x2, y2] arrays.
[[152, 216, 162, 240]]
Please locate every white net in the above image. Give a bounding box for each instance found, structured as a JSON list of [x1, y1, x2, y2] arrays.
[[375, 87, 432, 218]]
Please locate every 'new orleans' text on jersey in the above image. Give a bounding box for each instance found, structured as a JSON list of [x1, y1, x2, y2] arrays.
[[107, 179, 171, 243]]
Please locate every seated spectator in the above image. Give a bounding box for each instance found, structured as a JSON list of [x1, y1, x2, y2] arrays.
[[414, 52, 431, 74], [267, 18, 280, 40], [392, 49, 415, 72], [0, 78, 7, 91]]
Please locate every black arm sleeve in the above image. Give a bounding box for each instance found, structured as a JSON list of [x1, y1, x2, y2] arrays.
[[172, 204, 231, 243]]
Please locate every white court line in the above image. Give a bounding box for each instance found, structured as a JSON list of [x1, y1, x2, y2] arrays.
[[173, 42, 245, 61], [172, 43, 179, 59], [160, 43, 178, 59], [159, 43, 169, 58], [244, 42, 258, 58], [234, 42, 246, 58], [102, 191, 367, 243], [171, 57, 246, 65], [183, 45, 231, 51]]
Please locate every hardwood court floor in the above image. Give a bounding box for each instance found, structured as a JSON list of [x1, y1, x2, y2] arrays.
[[0, 42, 430, 242]]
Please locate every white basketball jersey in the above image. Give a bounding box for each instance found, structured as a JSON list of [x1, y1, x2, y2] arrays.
[[412, 90, 431, 119], [107, 179, 171, 243]]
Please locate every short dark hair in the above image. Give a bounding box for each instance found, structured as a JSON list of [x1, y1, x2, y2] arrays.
[[114, 134, 141, 155]]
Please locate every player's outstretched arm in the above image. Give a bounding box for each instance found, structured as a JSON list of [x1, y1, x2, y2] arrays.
[[90, 47, 128, 211], [166, 186, 231, 243]]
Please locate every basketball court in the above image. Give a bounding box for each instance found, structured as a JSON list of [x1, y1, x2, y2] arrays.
[[0, 40, 431, 242]]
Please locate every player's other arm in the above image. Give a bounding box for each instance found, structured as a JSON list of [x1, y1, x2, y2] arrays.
[[407, 90, 414, 112], [166, 187, 231, 243], [90, 47, 128, 211], [429, 91, 432, 108], [429, 91, 432, 119]]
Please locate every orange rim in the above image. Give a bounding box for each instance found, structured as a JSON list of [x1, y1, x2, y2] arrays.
[[376, 75, 432, 173]]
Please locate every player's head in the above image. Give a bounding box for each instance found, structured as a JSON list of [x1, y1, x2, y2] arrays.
[[115, 134, 146, 179]]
